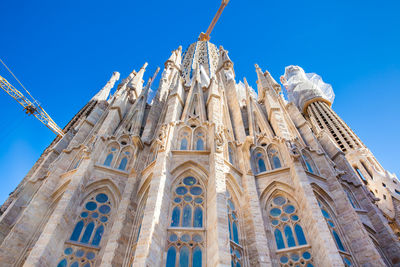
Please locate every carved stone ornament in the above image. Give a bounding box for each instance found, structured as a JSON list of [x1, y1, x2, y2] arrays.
[[286, 141, 301, 160], [157, 124, 168, 151], [215, 124, 225, 153]]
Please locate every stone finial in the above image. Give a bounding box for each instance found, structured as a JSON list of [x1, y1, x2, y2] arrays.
[[92, 71, 120, 101]]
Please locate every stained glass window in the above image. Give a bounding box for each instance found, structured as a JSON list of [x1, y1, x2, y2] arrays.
[[166, 176, 205, 266], [318, 200, 354, 266], [104, 153, 113, 166], [57, 193, 113, 267], [302, 152, 316, 174], [118, 157, 128, 170], [268, 195, 314, 267], [268, 147, 282, 169], [227, 191, 243, 267], [180, 138, 188, 150]]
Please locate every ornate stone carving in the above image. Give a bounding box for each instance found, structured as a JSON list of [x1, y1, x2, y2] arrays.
[[157, 124, 168, 151], [286, 141, 301, 160], [215, 124, 225, 153]]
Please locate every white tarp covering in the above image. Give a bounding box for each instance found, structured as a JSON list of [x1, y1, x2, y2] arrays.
[[281, 65, 335, 109]]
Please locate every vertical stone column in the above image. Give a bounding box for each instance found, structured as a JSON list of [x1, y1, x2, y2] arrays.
[[132, 93, 183, 267], [207, 88, 231, 266], [98, 174, 137, 266], [290, 160, 344, 267], [22, 158, 93, 267], [242, 171, 272, 266]]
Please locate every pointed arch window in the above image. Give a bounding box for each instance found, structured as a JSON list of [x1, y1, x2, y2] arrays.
[[178, 128, 191, 150], [196, 138, 204, 150], [267, 195, 314, 267], [343, 187, 359, 209], [57, 192, 113, 267], [70, 153, 83, 170], [194, 129, 206, 151], [302, 152, 316, 174], [103, 146, 118, 167], [104, 154, 113, 166], [268, 146, 282, 169], [149, 145, 158, 164], [317, 200, 354, 266], [227, 191, 243, 267], [354, 167, 367, 184], [228, 143, 235, 166], [166, 176, 205, 266], [255, 151, 267, 173], [361, 161, 373, 179], [180, 138, 188, 150]]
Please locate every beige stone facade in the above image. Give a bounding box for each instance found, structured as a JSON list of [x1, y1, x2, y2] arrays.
[[0, 41, 399, 267]]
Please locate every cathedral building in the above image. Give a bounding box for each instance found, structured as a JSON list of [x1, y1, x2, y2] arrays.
[[0, 40, 400, 267]]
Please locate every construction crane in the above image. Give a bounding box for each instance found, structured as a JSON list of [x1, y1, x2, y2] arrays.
[[0, 60, 64, 137], [199, 0, 230, 41]]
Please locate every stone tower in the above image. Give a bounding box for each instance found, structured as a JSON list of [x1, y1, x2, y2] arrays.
[[0, 40, 399, 267]]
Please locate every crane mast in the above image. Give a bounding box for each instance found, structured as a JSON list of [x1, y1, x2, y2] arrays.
[[0, 75, 64, 137], [199, 0, 230, 41]]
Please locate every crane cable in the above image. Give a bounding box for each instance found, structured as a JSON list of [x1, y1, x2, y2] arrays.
[[0, 57, 40, 106]]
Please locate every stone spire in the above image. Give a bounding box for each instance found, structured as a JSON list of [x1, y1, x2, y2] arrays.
[[91, 72, 120, 101], [117, 67, 160, 136], [127, 62, 148, 99], [255, 64, 280, 103]]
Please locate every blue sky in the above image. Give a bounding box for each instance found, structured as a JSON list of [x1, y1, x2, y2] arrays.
[[0, 0, 399, 204]]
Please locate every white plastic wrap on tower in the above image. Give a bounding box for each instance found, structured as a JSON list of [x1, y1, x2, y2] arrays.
[[281, 65, 335, 111]]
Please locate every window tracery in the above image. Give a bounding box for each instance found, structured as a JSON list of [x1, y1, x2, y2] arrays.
[[101, 139, 134, 170], [254, 150, 267, 173], [267, 146, 282, 169], [317, 200, 353, 266], [194, 129, 206, 151], [354, 166, 367, 184], [178, 128, 191, 150], [267, 195, 314, 267], [166, 176, 205, 267], [301, 151, 317, 174], [104, 145, 118, 167], [57, 192, 113, 267], [342, 186, 359, 209], [228, 143, 235, 166], [226, 191, 243, 267]]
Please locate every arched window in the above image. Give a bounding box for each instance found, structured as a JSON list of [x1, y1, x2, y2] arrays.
[[267, 195, 314, 267], [103, 145, 118, 167], [361, 161, 373, 179], [227, 191, 243, 267], [166, 176, 205, 266], [180, 138, 188, 150], [148, 144, 158, 165], [70, 153, 83, 170], [317, 199, 354, 266], [194, 130, 206, 150], [196, 138, 204, 150], [228, 144, 235, 165], [116, 147, 132, 171], [302, 152, 316, 174], [104, 153, 113, 166], [354, 167, 367, 184], [343, 187, 359, 209], [178, 128, 191, 150], [118, 157, 128, 170], [254, 151, 267, 173], [268, 146, 282, 169], [57, 193, 113, 267]]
